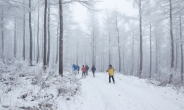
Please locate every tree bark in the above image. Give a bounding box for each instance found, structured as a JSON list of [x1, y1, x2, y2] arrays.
[[123, 42, 125, 74], [155, 30, 159, 79], [14, 18, 17, 58], [131, 32, 135, 76], [92, 25, 95, 65], [29, 0, 33, 65], [56, 23, 59, 63], [149, 21, 152, 78], [1, 9, 4, 57], [43, 0, 47, 70], [36, 0, 40, 63], [169, 0, 174, 84], [108, 32, 111, 65], [47, 0, 51, 66], [115, 12, 121, 72], [59, 0, 63, 76], [139, 0, 143, 78], [180, 14, 183, 83], [76, 34, 79, 65], [23, 1, 26, 61]]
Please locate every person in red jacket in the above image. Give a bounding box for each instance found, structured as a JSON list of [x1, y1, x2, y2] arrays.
[[81, 65, 86, 77]]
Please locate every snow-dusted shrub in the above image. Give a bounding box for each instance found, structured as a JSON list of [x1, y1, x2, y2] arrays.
[[19, 73, 27, 77], [171, 70, 181, 85], [155, 68, 170, 86], [0, 75, 5, 82], [0, 59, 81, 110], [56, 73, 80, 97], [158, 68, 183, 86]]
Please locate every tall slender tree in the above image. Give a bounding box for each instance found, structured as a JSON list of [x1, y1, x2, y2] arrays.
[[14, 18, 17, 58], [29, 0, 33, 65], [36, 0, 40, 63], [1, 9, 4, 57], [149, 20, 152, 78], [108, 32, 111, 65], [23, 0, 26, 61], [56, 23, 59, 64], [169, 0, 174, 83], [179, 11, 183, 83], [43, 0, 47, 70], [115, 11, 121, 72], [131, 30, 135, 76], [139, 0, 143, 77], [59, 0, 63, 76], [148, 0, 152, 78], [47, 0, 51, 65]]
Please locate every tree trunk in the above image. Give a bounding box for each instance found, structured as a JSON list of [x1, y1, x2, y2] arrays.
[[148, 0, 152, 78], [139, 0, 143, 78], [155, 30, 159, 79], [175, 30, 178, 70], [59, 0, 63, 76], [1, 9, 4, 57], [92, 25, 95, 65], [108, 32, 111, 65], [56, 23, 59, 63], [123, 42, 125, 74], [23, 1, 26, 61], [43, 0, 47, 70], [131, 35, 134, 76], [101, 40, 104, 71], [33, 23, 36, 60], [42, 23, 44, 59], [47, 0, 50, 66], [118, 41, 121, 71], [77, 38, 79, 65], [14, 18, 17, 58], [149, 21, 152, 78], [29, 0, 33, 65], [169, 0, 174, 84], [180, 14, 183, 83], [36, 0, 40, 63], [115, 12, 121, 72], [85, 50, 86, 64]]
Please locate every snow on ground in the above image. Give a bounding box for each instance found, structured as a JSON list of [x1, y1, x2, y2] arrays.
[[0, 60, 184, 110], [62, 72, 184, 110], [0, 60, 80, 110]]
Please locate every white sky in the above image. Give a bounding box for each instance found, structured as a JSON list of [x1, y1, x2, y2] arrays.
[[72, 0, 137, 24]]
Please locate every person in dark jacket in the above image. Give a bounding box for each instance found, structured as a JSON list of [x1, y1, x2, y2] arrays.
[[85, 65, 89, 76], [77, 65, 80, 74], [91, 65, 96, 77]]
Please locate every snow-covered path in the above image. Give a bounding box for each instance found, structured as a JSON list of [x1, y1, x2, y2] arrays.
[[62, 72, 184, 110]]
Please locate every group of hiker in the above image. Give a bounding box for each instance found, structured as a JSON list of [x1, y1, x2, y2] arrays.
[[72, 64, 115, 84], [72, 64, 96, 77]]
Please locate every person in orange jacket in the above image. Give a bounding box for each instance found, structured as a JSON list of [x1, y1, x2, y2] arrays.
[[81, 65, 86, 77], [106, 64, 115, 84]]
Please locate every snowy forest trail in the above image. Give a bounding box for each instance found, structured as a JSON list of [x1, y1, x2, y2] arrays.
[[62, 72, 184, 110]]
